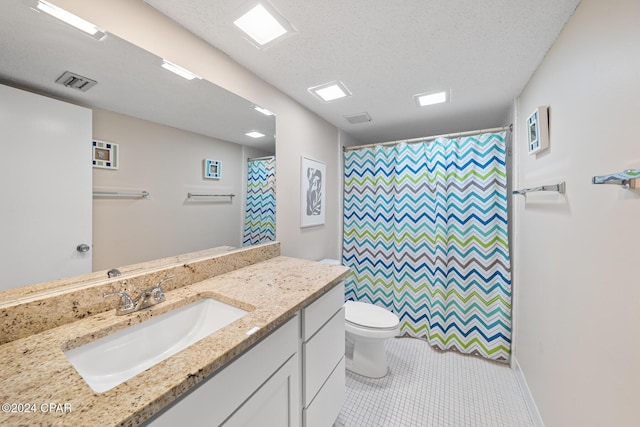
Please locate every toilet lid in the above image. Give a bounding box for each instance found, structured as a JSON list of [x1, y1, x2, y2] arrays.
[[344, 301, 399, 329]]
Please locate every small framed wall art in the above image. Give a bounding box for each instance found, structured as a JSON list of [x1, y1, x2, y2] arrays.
[[300, 156, 326, 228], [204, 159, 221, 179], [92, 140, 118, 169], [527, 106, 550, 155]]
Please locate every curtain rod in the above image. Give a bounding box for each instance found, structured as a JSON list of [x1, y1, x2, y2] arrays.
[[343, 124, 512, 152], [247, 155, 275, 161]]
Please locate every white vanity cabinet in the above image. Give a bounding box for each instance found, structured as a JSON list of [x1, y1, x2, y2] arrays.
[[301, 282, 346, 427], [145, 315, 301, 427], [144, 282, 346, 427]]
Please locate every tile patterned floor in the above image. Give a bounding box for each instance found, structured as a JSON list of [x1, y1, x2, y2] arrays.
[[334, 337, 533, 427]]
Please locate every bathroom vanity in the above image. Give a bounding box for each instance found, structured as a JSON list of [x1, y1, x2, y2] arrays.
[[0, 243, 349, 426], [145, 282, 345, 427]]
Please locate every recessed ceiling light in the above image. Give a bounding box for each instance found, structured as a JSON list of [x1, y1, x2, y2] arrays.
[[161, 60, 201, 80], [253, 105, 275, 116], [245, 131, 265, 138], [234, 3, 294, 48], [35, 0, 106, 40], [414, 91, 448, 107], [308, 81, 352, 102]]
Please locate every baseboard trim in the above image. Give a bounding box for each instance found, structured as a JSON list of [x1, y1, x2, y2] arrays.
[[513, 357, 545, 427]]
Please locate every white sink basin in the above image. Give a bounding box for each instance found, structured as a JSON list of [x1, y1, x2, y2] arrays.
[[64, 298, 247, 393]]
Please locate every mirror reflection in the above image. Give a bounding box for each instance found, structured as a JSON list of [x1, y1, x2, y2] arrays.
[[0, 1, 276, 294]]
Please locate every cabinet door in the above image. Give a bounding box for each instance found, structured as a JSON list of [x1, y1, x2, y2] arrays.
[[144, 316, 299, 427], [223, 354, 300, 427], [0, 84, 92, 289]]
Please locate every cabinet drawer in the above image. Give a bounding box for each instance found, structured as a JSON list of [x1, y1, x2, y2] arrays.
[[302, 281, 344, 340], [303, 307, 344, 406], [303, 357, 345, 427]]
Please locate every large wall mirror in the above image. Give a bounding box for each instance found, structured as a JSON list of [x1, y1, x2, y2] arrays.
[[0, 1, 276, 295]]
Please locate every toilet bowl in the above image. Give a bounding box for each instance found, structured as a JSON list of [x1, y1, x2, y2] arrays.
[[318, 259, 400, 378], [344, 301, 400, 378]]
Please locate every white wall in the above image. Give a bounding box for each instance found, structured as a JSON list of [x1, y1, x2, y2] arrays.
[[513, 1, 640, 425], [55, 0, 342, 262], [92, 108, 246, 271]]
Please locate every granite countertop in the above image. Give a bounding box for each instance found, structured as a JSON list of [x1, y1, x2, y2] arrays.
[[0, 256, 349, 427]]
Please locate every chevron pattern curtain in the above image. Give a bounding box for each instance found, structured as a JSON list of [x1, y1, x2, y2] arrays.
[[343, 132, 512, 362], [242, 157, 276, 246]]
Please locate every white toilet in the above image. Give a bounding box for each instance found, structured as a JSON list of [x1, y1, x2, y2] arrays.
[[319, 259, 401, 378], [344, 301, 400, 378]]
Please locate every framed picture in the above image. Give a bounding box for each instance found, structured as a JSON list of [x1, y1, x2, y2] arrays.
[[92, 140, 118, 169], [527, 106, 549, 155], [204, 159, 221, 179], [300, 156, 326, 228]]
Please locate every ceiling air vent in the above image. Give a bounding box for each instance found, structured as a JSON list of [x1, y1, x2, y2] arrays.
[[344, 112, 372, 125], [55, 71, 97, 92]]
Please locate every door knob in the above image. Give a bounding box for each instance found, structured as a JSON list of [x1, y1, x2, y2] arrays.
[[76, 243, 91, 253]]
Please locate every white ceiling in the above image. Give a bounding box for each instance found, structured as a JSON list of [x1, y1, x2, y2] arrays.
[[0, 1, 582, 149], [0, 1, 275, 151], [145, 0, 582, 145]]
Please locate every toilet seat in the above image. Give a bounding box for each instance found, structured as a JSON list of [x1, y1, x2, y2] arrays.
[[344, 301, 399, 329], [346, 320, 399, 332]]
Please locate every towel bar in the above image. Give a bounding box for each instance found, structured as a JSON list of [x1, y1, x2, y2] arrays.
[[513, 181, 565, 196], [592, 169, 639, 189]]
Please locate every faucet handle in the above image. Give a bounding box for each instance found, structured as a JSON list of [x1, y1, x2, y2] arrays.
[[155, 275, 174, 292], [103, 290, 135, 311], [150, 276, 173, 302], [156, 275, 174, 288]]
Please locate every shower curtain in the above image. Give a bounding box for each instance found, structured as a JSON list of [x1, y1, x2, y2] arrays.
[[343, 132, 512, 362], [242, 157, 276, 246]]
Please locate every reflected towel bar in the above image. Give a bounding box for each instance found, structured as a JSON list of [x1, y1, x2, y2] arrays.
[[513, 181, 565, 196], [187, 193, 235, 199], [592, 169, 639, 189], [93, 190, 149, 198]]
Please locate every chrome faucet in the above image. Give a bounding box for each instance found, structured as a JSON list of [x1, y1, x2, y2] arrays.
[[104, 276, 173, 315]]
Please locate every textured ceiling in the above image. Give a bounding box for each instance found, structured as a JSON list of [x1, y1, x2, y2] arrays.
[[0, 1, 275, 151], [146, 0, 581, 145]]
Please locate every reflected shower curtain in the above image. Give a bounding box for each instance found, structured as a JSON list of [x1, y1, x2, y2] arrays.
[[343, 132, 512, 362], [242, 157, 276, 246]]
